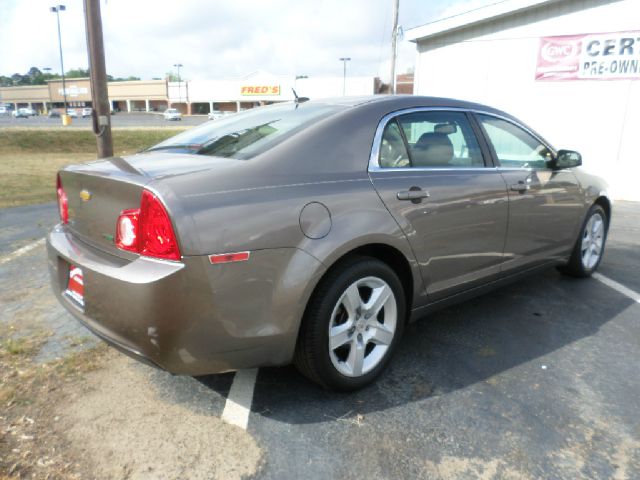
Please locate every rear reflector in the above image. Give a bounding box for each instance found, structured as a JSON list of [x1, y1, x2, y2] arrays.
[[209, 251, 250, 264]]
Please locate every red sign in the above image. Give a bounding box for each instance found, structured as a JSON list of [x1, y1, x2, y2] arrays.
[[535, 31, 640, 81]]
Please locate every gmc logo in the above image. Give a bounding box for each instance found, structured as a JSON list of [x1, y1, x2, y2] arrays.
[[541, 41, 579, 62]]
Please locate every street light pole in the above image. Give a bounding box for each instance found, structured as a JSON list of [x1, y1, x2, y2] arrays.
[[174, 63, 183, 105], [339, 57, 351, 96], [50, 5, 68, 112]]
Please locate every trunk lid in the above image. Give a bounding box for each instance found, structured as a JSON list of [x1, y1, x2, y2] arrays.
[[59, 152, 230, 256], [60, 165, 146, 256]]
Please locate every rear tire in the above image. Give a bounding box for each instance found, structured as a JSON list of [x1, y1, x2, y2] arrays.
[[559, 204, 608, 278], [294, 257, 406, 391]]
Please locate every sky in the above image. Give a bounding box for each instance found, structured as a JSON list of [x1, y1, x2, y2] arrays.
[[0, 0, 498, 82]]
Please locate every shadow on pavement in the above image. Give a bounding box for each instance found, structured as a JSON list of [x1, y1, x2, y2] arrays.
[[160, 202, 639, 425], [240, 267, 634, 424]]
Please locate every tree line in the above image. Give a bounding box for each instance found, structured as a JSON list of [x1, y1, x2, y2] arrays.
[[0, 67, 141, 87]]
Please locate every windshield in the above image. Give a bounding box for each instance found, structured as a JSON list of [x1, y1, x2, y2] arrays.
[[149, 102, 345, 159]]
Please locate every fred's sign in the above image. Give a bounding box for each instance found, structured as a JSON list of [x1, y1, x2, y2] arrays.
[[536, 31, 640, 81], [240, 85, 281, 96]]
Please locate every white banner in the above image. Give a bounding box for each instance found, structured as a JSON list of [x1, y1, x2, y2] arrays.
[[536, 31, 640, 81]]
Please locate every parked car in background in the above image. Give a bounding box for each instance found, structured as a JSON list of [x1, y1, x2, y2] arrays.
[[0, 105, 13, 116], [48, 96, 611, 391], [66, 108, 78, 118], [207, 110, 228, 120], [163, 108, 182, 121], [81, 107, 92, 118], [13, 107, 36, 118], [48, 109, 61, 118]]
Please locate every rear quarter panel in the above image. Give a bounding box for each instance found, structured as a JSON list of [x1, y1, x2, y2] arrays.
[[153, 102, 429, 313]]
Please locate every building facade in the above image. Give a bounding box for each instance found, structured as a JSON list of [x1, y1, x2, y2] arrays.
[[0, 71, 376, 115], [169, 71, 376, 114], [407, 0, 639, 200], [395, 73, 414, 94]]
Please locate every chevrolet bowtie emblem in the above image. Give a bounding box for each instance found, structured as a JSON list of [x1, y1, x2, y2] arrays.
[[80, 189, 92, 202]]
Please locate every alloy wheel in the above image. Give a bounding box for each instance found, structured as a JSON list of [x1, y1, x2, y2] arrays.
[[328, 276, 397, 377], [581, 212, 605, 269]]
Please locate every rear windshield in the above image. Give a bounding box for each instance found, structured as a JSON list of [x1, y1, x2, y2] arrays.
[[149, 102, 345, 159]]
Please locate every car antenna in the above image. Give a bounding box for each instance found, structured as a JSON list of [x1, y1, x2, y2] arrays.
[[292, 88, 309, 106]]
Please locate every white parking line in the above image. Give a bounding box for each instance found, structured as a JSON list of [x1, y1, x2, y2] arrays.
[[221, 368, 258, 429], [593, 272, 640, 304], [0, 238, 46, 266]]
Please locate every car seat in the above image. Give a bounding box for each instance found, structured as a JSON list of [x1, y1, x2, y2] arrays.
[[413, 132, 454, 167]]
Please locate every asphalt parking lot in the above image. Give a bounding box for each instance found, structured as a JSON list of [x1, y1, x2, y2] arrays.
[[1, 201, 639, 479], [0, 112, 208, 129]]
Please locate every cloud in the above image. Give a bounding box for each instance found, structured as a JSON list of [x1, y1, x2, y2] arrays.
[[0, 0, 496, 82]]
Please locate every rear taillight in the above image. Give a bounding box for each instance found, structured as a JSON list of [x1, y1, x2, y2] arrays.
[[115, 190, 181, 261], [56, 173, 68, 224], [139, 190, 181, 260]]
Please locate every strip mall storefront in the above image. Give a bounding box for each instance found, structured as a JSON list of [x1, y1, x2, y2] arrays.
[[1, 71, 375, 115], [169, 71, 375, 114]]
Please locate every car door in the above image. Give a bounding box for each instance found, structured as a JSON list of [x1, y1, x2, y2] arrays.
[[369, 109, 509, 303], [474, 113, 583, 273]]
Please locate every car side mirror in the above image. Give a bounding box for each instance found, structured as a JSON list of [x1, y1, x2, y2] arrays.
[[552, 149, 582, 169]]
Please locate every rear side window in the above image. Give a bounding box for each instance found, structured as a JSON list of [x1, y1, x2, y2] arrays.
[[150, 103, 345, 159], [379, 111, 484, 168], [379, 121, 410, 168], [477, 115, 553, 169]]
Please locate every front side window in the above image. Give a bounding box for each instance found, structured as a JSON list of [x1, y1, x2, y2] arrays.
[[378, 110, 484, 168], [477, 115, 553, 169]]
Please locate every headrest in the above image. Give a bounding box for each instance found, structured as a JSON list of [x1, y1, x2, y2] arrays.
[[413, 132, 454, 166], [434, 123, 457, 135]]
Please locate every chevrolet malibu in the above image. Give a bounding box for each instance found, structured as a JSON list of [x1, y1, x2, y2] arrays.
[[48, 96, 610, 390]]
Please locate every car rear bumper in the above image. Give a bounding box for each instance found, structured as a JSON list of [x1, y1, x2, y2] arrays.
[[47, 224, 325, 375]]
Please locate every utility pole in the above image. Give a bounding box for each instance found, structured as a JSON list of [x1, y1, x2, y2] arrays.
[[389, 0, 399, 94], [50, 5, 68, 113], [83, 0, 113, 158], [339, 57, 351, 96]]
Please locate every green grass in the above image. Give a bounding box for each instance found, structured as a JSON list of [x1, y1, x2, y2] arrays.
[[1, 337, 37, 356], [0, 129, 183, 208], [0, 128, 184, 154]]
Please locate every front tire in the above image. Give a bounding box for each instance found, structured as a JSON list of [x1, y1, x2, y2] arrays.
[[559, 204, 608, 277], [294, 257, 406, 391]]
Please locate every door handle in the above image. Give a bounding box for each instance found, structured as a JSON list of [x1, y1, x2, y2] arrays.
[[397, 188, 430, 202], [510, 181, 530, 193]]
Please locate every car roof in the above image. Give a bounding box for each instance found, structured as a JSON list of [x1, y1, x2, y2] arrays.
[[306, 94, 510, 117]]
